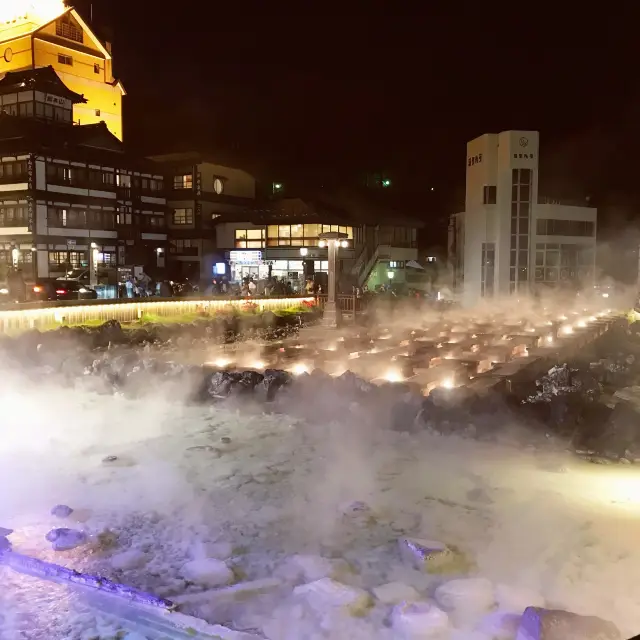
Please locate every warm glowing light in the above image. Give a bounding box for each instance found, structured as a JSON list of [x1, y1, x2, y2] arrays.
[[0, 0, 66, 25], [559, 315, 568, 321], [213, 358, 231, 368], [250, 360, 266, 369], [561, 325, 573, 335], [384, 369, 404, 383], [577, 320, 586, 328], [291, 363, 309, 375], [441, 377, 455, 389], [546, 335, 554, 344], [602, 292, 610, 298]]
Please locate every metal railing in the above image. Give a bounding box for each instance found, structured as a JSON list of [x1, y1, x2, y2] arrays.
[[314, 294, 365, 318], [0, 296, 315, 334]]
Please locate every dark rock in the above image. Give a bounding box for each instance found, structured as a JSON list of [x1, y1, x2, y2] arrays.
[[0, 527, 12, 537], [208, 371, 242, 398], [516, 606, 620, 639], [51, 505, 74, 518], [238, 370, 264, 391], [45, 528, 87, 551], [391, 399, 423, 432], [221, 437, 232, 444], [337, 370, 375, 395], [102, 455, 118, 463], [92, 319, 125, 348], [0, 536, 11, 553], [263, 368, 292, 401]]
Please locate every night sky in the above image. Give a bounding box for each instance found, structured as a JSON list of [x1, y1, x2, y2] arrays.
[[74, 1, 640, 240]]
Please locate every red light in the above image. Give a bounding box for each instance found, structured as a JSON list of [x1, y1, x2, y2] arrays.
[[55, 289, 67, 295], [33, 286, 42, 293]]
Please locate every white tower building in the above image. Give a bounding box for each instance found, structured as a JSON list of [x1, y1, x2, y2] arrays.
[[449, 131, 596, 306]]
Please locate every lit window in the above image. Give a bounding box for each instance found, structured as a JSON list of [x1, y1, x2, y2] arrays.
[[235, 228, 265, 248], [172, 208, 193, 225], [57, 54, 73, 66], [213, 178, 224, 194], [173, 174, 193, 190]]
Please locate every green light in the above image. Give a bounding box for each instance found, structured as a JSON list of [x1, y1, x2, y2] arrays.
[[273, 182, 283, 192], [382, 179, 391, 188]]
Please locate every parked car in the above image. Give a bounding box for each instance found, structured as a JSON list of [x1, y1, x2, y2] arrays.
[[31, 279, 98, 301]]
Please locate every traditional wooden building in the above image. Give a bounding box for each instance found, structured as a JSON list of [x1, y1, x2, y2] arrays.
[[0, 66, 167, 285]]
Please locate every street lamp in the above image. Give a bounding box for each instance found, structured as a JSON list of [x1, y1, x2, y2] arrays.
[[90, 242, 99, 286], [299, 247, 308, 257], [318, 231, 348, 328]]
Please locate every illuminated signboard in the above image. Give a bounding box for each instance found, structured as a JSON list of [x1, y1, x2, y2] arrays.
[[229, 250, 262, 264]]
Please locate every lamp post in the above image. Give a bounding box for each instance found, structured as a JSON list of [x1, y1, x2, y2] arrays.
[[90, 242, 99, 286], [318, 231, 348, 328]]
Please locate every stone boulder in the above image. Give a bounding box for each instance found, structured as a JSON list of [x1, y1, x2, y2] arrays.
[[391, 601, 451, 638], [515, 607, 621, 640], [180, 558, 234, 588], [398, 537, 458, 572], [293, 578, 372, 617], [373, 581, 421, 605], [45, 528, 87, 551], [435, 578, 495, 615]]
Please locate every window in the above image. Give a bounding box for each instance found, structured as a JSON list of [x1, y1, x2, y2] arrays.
[[46, 163, 74, 184], [0, 160, 28, 181], [18, 102, 34, 117], [235, 228, 265, 248], [510, 168, 532, 293], [170, 239, 198, 254], [97, 252, 116, 267], [58, 54, 73, 66], [49, 251, 67, 266], [94, 63, 100, 74], [482, 185, 497, 205], [213, 178, 224, 194], [117, 206, 132, 225], [481, 242, 495, 297], [48, 208, 87, 228], [172, 208, 193, 225], [0, 204, 28, 226], [56, 17, 83, 43], [534, 243, 594, 287], [95, 109, 101, 117], [536, 218, 595, 237], [143, 215, 165, 229], [116, 173, 131, 188], [266, 224, 353, 247], [149, 178, 164, 191], [173, 174, 193, 190]]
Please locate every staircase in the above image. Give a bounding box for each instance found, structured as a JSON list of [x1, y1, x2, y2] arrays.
[[353, 244, 393, 288]]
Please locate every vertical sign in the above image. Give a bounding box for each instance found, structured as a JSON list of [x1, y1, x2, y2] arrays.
[[195, 167, 202, 196], [27, 155, 35, 232], [194, 166, 202, 227]]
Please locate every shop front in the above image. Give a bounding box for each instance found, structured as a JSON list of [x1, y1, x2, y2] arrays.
[[228, 249, 268, 283]]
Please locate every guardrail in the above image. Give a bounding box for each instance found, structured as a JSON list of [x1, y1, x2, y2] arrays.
[[0, 296, 315, 334]]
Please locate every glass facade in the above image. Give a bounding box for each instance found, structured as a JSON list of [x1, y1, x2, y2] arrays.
[[510, 168, 531, 293], [266, 224, 353, 247], [481, 242, 495, 297], [534, 243, 594, 287]]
